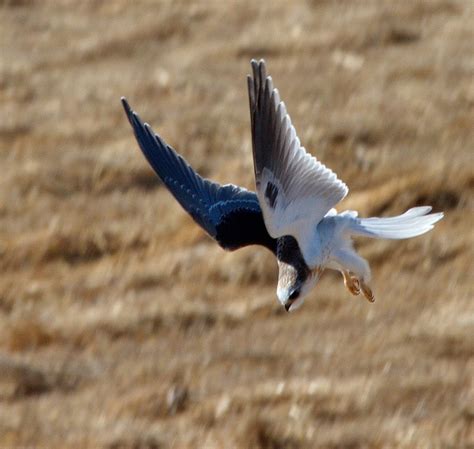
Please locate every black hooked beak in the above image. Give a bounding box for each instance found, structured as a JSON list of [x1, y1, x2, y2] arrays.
[[284, 302, 292, 312]]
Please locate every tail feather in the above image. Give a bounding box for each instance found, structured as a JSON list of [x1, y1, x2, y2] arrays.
[[348, 207, 443, 240]]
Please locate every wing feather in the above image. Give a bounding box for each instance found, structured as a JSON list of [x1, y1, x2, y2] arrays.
[[122, 98, 276, 253], [248, 59, 348, 263]]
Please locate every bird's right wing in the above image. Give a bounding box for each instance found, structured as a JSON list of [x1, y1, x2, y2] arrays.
[[122, 98, 276, 253], [248, 59, 348, 264]]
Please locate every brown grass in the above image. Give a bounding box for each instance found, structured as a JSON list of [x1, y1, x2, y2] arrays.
[[0, 0, 473, 447]]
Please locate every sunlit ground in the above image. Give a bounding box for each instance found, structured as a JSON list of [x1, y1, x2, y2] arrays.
[[0, 1, 473, 447]]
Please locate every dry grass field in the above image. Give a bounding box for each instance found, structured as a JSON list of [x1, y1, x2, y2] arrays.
[[1, 0, 473, 447]]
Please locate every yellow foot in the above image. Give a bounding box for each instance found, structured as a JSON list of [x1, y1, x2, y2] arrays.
[[360, 280, 375, 303], [343, 271, 360, 296]]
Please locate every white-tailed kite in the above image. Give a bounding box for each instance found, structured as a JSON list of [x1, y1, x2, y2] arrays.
[[122, 59, 443, 312]]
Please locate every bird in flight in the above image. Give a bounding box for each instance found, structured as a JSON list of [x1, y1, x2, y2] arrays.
[[121, 59, 443, 312]]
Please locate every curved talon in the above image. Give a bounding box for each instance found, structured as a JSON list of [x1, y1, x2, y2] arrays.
[[351, 277, 360, 295], [360, 281, 375, 303], [343, 271, 360, 296]]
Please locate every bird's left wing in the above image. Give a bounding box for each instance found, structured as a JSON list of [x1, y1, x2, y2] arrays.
[[248, 60, 348, 264], [122, 98, 276, 253]]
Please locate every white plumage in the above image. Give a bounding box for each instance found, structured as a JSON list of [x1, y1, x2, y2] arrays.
[[348, 206, 443, 239], [248, 59, 443, 311], [250, 73, 348, 264]]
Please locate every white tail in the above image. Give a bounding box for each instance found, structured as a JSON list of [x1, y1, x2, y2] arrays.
[[348, 206, 443, 240]]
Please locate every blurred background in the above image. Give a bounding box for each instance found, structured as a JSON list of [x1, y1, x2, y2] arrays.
[[0, 0, 473, 447]]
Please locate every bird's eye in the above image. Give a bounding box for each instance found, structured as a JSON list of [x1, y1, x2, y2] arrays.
[[289, 290, 300, 300]]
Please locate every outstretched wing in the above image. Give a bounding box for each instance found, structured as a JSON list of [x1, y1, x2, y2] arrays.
[[248, 59, 348, 264], [122, 98, 276, 253]]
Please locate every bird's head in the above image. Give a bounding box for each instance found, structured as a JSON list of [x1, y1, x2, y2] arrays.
[[276, 261, 322, 312], [275, 236, 322, 312]]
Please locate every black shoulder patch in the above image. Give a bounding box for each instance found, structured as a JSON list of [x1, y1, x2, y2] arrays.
[[265, 182, 278, 209]]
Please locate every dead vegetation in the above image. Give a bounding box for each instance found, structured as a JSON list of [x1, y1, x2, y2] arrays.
[[0, 0, 473, 447]]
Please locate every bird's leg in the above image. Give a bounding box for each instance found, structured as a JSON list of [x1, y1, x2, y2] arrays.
[[360, 280, 375, 303], [342, 270, 360, 296], [332, 249, 374, 303]]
